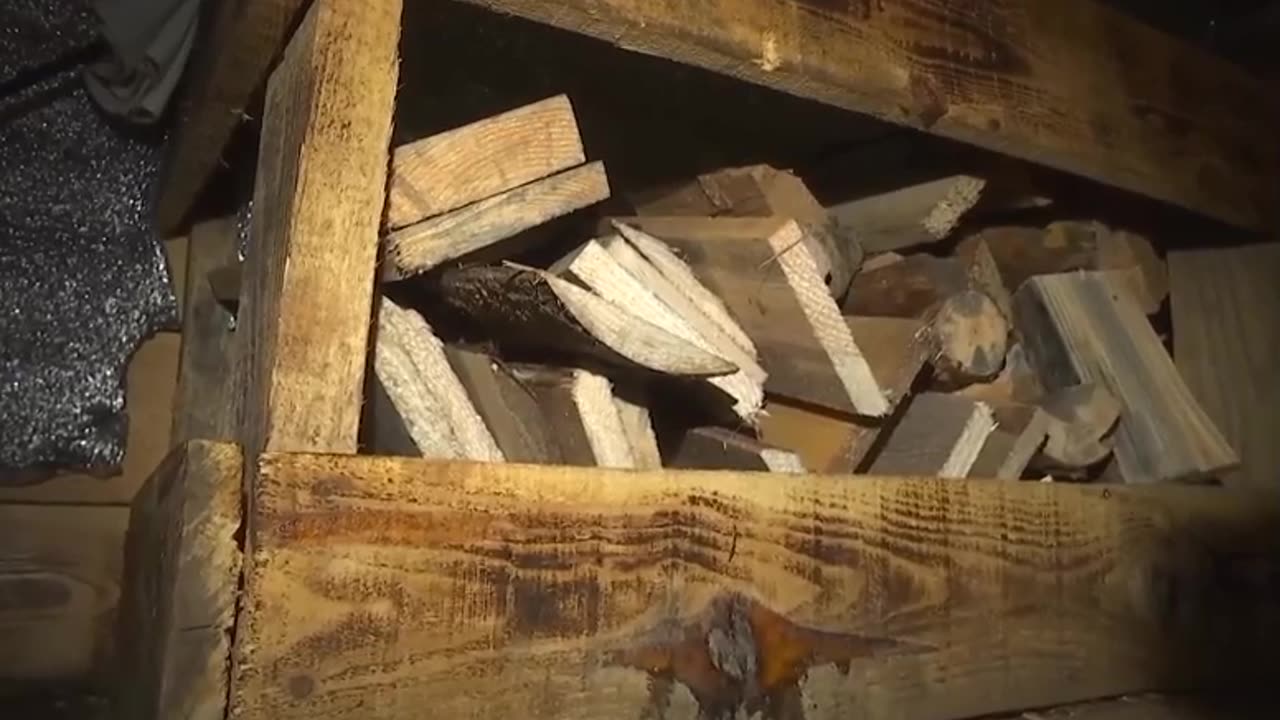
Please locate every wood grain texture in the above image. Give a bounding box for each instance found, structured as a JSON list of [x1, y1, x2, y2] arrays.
[[237, 0, 401, 456], [115, 441, 243, 720], [154, 0, 307, 233], [868, 392, 994, 477], [1015, 273, 1237, 483], [444, 347, 563, 464], [387, 95, 585, 229], [1170, 243, 1280, 491], [383, 162, 610, 280], [449, 0, 1278, 229], [0, 332, 179, 504], [0, 504, 129, 679], [227, 452, 1280, 720], [614, 216, 889, 416], [828, 174, 985, 253], [173, 216, 242, 445]]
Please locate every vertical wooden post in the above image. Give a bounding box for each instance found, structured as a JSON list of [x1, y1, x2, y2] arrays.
[[236, 0, 403, 456]]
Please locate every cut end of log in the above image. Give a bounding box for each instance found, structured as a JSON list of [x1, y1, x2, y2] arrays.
[[931, 289, 1009, 383]]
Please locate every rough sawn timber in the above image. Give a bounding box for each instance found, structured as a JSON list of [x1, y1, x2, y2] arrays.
[[227, 452, 1280, 720], [451, 0, 1278, 230]]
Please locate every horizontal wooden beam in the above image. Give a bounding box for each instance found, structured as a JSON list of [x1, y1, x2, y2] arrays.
[[452, 0, 1278, 230], [228, 451, 1280, 720]]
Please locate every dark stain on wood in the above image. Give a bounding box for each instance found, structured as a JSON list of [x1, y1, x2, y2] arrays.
[[609, 592, 930, 719]]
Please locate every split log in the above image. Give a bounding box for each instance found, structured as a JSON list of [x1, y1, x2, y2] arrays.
[[427, 265, 736, 377], [612, 391, 664, 470], [382, 161, 610, 280], [957, 221, 1168, 313], [628, 165, 856, 294], [1014, 272, 1237, 483], [554, 237, 762, 420], [668, 426, 805, 473], [512, 367, 641, 469], [609, 216, 891, 416], [443, 347, 562, 464], [386, 95, 586, 229], [968, 403, 1050, 480], [827, 174, 986, 253], [868, 393, 995, 478], [845, 254, 1009, 383], [372, 298, 503, 461], [1033, 383, 1123, 474]]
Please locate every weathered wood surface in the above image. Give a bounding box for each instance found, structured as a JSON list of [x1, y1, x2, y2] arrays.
[[450, 0, 1277, 230], [154, 0, 308, 233], [228, 452, 1280, 720], [444, 347, 562, 464], [0, 504, 129, 680], [115, 441, 242, 720], [1170, 243, 1280, 491], [868, 392, 994, 478], [237, 0, 401, 455], [387, 94, 586, 229], [828, 174, 985, 253], [1015, 273, 1237, 483]]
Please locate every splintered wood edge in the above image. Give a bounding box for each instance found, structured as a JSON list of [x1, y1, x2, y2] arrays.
[[612, 221, 758, 356], [768, 222, 891, 416], [562, 238, 762, 420], [382, 161, 610, 280], [571, 370, 636, 468], [386, 94, 585, 228], [376, 298, 503, 461], [922, 175, 987, 238], [543, 272, 738, 377]]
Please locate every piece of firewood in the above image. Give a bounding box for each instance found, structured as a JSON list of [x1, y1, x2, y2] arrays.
[[386, 95, 586, 230], [967, 403, 1050, 480], [957, 221, 1168, 313], [383, 161, 610, 280], [1014, 273, 1237, 483], [1032, 383, 1123, 472], [629, 165, 857, 295], [868, 393, 995, 478], [512, 367, 639, 468], [613, 391, 663, 470], [428, 265, 736, 377], [827, 174, 986, 253], [668, 426, 804, 473], [845, 254, 1009, 383], [443, 346, 562, 464], [609, 216, 891, 417], [372, 298, 503, 461], [553, 237, 762, 420]]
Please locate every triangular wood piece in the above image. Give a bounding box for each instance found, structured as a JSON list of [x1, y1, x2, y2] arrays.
[[868, 393, 995, 478]]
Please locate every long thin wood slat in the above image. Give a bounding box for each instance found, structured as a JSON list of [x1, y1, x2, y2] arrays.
[[386, 94, 586, 229], [227, 452, 1280, 720], [237, 0, 401, 455], [452, 0, 1277, 229], [1170, 243, 1280, 491], [115, 441, 243, 720], [154, 0, 308, 233]]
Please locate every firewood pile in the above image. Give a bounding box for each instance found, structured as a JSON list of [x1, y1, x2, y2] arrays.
[[370, 94, 1239, 484]]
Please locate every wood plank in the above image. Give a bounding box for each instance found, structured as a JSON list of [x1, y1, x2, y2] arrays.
[[448, 0, 1278, 230], [757, 399, 878, 474], [968, 403, 1049, 480], [1014, 273, 1237, 483], [1170, 243, 1280, 491], [173, 216, 242, 445], [868, 392, 995, 477], [613, 392, 664, 470], [236, 0, 401, 455], [443, 347, 562, 464], [613, 216, 890, 416], [154, 0, 307, 233], [0, 332, 179, 504], [828, 174, 986, 253], [227, 452, 1280, 720], [0, 504, 129, 680], [382, 162, 610, 280], [372, 298, 502, 461], [510, 367, 639, 468], [115, 441, 243, 720], [668, 426, 805, 472], [387, 95, 586, 229], [428, 265, 736, 377]]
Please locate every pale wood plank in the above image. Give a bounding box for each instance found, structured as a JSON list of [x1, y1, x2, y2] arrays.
[[237, 0, 401, 455], [227, 452, 1280, 720]]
